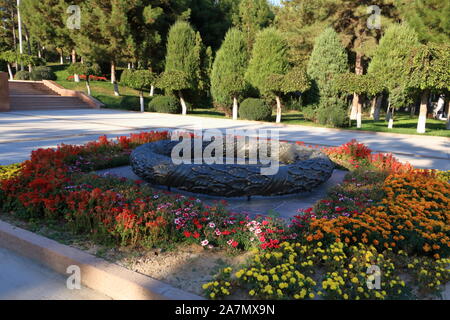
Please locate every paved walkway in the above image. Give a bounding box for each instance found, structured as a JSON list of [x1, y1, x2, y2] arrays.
[[0, 108, 449, 169], [0, 247, 110, 300]]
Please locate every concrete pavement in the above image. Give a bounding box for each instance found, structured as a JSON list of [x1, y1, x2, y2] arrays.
[[0, 247, 110, 300], [0, 108, 449, 170]]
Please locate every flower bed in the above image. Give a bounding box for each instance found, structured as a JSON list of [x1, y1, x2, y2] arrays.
[[0, 135, 449, 300]]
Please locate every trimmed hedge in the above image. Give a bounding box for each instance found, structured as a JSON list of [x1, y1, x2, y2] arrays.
[[30, 66, 56, 81], [120, 96, 151, 112], [14, 70, 30, 80], [239, 98, 272, 121], [148, 95, 181, 114]]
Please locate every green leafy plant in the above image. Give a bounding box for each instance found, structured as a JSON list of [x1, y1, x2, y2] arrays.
[[148, 95, 181, 114], [239, 98, 272, 121]]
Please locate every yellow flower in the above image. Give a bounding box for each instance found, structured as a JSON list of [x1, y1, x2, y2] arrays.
[[249, 290, 255, 296], [351, 277, 359, 284], [210, 293, 216, 299], [309, 293, 315, 299]]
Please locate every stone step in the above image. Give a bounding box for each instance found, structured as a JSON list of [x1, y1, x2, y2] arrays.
[[8, 81, 58, 96], [9, 95, 90, 109]]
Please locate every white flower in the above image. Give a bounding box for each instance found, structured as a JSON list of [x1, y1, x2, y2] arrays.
[[208, 222, 216, 228], [201, 240, 209, 246]]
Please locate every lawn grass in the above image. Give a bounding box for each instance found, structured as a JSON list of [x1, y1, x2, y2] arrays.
[[50, 64, 450, 137]]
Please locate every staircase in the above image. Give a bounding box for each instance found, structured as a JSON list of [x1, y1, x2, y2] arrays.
[[8, 81, 91, 111]]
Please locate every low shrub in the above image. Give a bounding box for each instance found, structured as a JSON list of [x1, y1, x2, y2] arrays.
[[315, 103, 348, 128], [239, 98, 273, 121], [301, 105, 317, 122], [0, 164, 22, 181], [14, 70, 30, 80], [148, 95, 181, 114], [30, 66, 56, 81], [120, 96, 151, 112]]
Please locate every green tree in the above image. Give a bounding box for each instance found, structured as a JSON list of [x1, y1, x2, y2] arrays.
[[368, 23, 420, 128], [405, 44, 450, 133], [334, 73, 384, 128], [306, 27, 349, 127], [70, 0, 137, 96], [246, 28, 289, 123], [66, 62, 101, 96], [121, 69, 155, 112], [395, 0, 450, 44], [155, 70, 191, 115], [20, 0, 75, 64], [211, 28, 249, 120], [163, 21, 200, 115], [237, 0, 274, 50], [0, 50, 17, 79]]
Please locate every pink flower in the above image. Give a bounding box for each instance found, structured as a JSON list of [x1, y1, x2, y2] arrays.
[[201, 240, 209, 246]]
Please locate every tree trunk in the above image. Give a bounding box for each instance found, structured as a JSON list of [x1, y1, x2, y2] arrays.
[[356, 95, 363, 128], [370, 97, 376, 118], [74, 74, 80, 82], [149, 85, 154, 97], [350, 94, 358, 121], [373, 95, 382, 121], [140, 92, 145, 113], [59, 49, 64, 64], [232, 96, 238, 120], [111, 62, 120, 96], [275, 96, 282, 123], [28, 64, 32, 73], [37, 42, 42, 59], [179, 92, 187, 115], [71, 49, 76, 64], [111, 62, 116, 84], [86, 80, 91, 96], [7, 63, 13, 80], [350, 52, 364, 121], [417, 90, 429, 134], [386, 101, 394, 129]]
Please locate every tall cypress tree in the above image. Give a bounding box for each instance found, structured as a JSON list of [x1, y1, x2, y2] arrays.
[[307, 27, 349, 127], [163, 20, 201, 115], [245, 28, 290, 123], [211, 28, 249, 120], [368, 23, 420, 129]]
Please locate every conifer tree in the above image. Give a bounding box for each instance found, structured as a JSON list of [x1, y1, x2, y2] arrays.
[[246, 28, 289, 123], [211, 28, 249, 120], [163, 21, 200, 115], [70, 0, 137, 96], [307, 27, 349, 127], [368, 23, 420, 129]]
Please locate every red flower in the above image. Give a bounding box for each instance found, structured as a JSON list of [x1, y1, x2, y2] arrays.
[[193, 232, 200, 239], [183, 231, 191, 238]]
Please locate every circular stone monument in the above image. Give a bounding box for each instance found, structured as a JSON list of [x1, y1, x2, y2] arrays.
[[131, 139, 334, 198]]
